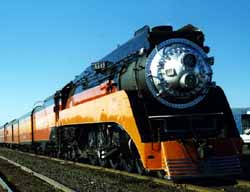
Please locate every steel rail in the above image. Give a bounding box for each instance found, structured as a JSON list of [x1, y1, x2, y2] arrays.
[[0, 176, 13, 192], [0, 155, 74, 192]]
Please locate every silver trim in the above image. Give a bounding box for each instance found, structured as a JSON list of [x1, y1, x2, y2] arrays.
[[145, 38, 213, 109], [148, 112, 223, 119]]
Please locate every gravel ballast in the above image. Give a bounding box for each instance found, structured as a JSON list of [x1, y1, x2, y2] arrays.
[[1, 147, 250, 192], [0, 148, 191, 192], [0, 157, 60, 192]]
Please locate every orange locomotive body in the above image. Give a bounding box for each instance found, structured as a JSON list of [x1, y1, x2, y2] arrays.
[[0, 25, 242, 179]]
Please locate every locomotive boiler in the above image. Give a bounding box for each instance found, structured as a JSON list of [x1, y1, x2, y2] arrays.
[[0, 24, 242, 179]]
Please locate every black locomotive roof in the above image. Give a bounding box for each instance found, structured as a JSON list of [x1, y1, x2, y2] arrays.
[[73, 24, 205, 84]]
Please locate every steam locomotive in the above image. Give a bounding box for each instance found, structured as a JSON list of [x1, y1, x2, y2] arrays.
[[0, 24, 242, 179]]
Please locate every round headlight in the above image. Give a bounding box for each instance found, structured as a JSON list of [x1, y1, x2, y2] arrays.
[[184, 74, 197, 89]]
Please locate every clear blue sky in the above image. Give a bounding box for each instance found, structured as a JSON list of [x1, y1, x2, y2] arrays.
[[0, 0, 249, 124]]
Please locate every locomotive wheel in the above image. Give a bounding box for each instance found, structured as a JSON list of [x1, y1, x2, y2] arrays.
[[88, 154, 99, 165], [156, 170, 166, 178], [70, 148, 78, 161], [88, 129, 99, 165], [36, 146, 43, 155], [135, 158, 145, 175], [98, 151, 109, 167], [121, 158, 135, 173], [109, 156, 121, 169], [99, 158, 109, 167]]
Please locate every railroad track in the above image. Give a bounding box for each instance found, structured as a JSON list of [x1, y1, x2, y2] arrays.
[[17, 152, 215, 192], [0, 155, 74, 192], [24, 152, 250, 191], [0, 176, 13, 192], [1, 148, 250, 192]]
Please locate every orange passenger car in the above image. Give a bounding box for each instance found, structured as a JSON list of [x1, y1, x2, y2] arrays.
[[0, 126, 5, 143], [4, 122, 13, 144]]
